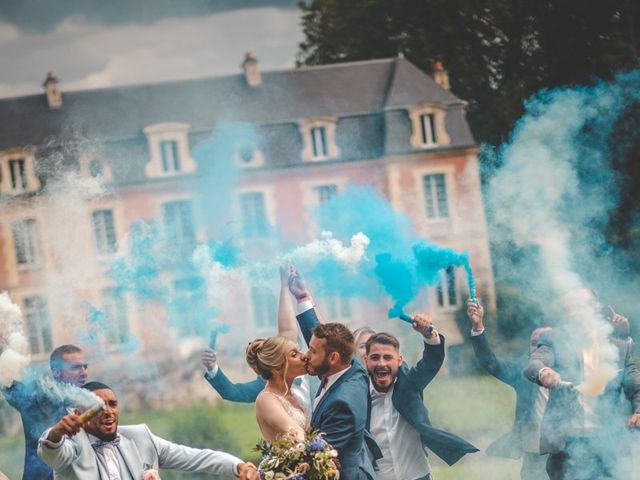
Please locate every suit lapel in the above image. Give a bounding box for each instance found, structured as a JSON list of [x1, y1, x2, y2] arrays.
[[115, 434, 144, 480], [312, 363, 355, 423]]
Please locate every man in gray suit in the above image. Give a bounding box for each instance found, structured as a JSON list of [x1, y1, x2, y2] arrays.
[[38, 382, 259, 480]]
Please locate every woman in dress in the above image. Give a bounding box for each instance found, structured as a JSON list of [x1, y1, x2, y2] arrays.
[[246, 336, 310, 442]]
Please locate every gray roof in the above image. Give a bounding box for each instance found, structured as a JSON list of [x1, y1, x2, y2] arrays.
[[0, 57, 468, 150]]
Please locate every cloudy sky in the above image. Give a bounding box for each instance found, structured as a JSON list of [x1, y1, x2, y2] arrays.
[[0, 0, 303, 99]]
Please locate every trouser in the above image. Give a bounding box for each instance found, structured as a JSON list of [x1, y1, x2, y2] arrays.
[[521, 452, 549, 480], [414, 475, 432, 480], [546, 436, 618, 480]]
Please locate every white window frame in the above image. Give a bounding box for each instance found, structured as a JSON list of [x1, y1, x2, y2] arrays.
[[23, 295, 53, 355], [299, 117, 340, 161], [101, 288, 130, 346], [161, 199, 197, 254], [0, 148, 40, 195], [12, 218, 43, 269], [408, 104, 450, 149], [412, 165, 456, 225], [143, 123, 196, 178], [251, 285, 278, 331], [235, 186, 276, 241], [435, 266, 459, 311], [92, 209, 118, 256], [235, 143, 265, 169], [423, 173, 450, 220]]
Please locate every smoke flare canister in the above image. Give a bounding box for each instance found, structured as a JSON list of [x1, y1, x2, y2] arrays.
[[79, 404, 104, 424]]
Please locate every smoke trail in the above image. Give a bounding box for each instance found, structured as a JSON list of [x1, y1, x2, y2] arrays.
[[0, 293, 30, 387], [487, 70, 640, 393], [314, 186, 477, 311]]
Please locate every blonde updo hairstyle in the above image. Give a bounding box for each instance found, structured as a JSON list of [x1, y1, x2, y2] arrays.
[[246, 336, 293, 381]]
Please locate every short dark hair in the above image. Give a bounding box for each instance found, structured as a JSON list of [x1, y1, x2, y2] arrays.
[[50, 344, 83, 371], [83, 381, 112, 392], [312, 322, 354, 364], [365, 332, 400, 354]]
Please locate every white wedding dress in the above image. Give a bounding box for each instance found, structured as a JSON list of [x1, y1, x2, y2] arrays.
[[263, 390, 311, 431]]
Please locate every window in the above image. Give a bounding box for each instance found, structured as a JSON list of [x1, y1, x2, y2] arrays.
[[325, 294, 352, 319], [89, 160, 103, 177], [311, 126, 328, 158], [8, 159, 27, 191], [171, 277, 210, 337], [160, 140, 181, 173], [92, 210, 117, 255], [314, 184, 338, 204], [101, 288, 130, 345], [436, 267, 458, 308], [162, 200, 196, 255], [143, 123, 196, 178], [423, 174, 449, 219], [419, 113, 437, 146], [251, 286, 277, 329], [12, 218, 42, 267], [24, 296, 52, 354], [240, 192, 269, 238]]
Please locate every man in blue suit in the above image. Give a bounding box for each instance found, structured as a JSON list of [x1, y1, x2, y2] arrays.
[[365, 324, 479, 480], [1, 344, 89, 480], [297, 306, 377, 480]]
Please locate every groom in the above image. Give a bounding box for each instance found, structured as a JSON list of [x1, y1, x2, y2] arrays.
[[290, 277, 377, 479]]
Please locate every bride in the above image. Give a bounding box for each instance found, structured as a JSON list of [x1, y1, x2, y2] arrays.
[[246, 336, 310, 441]]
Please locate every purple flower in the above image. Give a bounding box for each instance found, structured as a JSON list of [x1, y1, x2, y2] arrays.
[[310, 435, 327, 451]]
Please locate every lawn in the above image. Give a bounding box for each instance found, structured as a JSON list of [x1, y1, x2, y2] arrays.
[[13, 374, 640, 479]]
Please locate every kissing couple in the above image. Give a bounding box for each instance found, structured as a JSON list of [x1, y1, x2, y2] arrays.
[[246, 268, 376, 479]]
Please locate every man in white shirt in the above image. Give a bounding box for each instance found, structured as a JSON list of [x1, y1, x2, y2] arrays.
[[365, 316, 478, 480], [38, 381, 259, 480]]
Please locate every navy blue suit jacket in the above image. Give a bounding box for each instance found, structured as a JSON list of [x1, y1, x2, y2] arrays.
[[382, 334, 479, 466], [204, 368, 265, 403], [298, 308, 376, 480], [2, 375, 69, 480], [470, 331, 539, 459]]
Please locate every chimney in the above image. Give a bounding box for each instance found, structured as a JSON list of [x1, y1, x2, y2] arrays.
[[432, 61, 450, 91], [241, 52, 261, 87], [43, 71, 62, 108]]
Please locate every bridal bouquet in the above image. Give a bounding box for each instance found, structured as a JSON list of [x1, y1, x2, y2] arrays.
[[255, 430, 340, 479]]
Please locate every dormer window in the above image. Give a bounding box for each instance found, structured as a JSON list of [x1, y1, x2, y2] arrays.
[[235, 143, 265, 169], [408, 105, 450, 149], [299, 118, 340, 161], [419, 113, 437, 146], [9, 158, 27, 190], [143, 123, 196, 178], [79, 155, 113, 182], [89, 160, 103, 177], [160, 140, 181, 172], [311, 126, 328, 158], [0, 149, 40, 195]]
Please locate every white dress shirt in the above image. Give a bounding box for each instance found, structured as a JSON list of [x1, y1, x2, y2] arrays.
[[313, 366, 350, 410], [369, 381, 431, 480], [88, 433, 121, 480]]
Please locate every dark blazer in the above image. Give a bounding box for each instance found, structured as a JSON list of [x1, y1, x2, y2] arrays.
[[204, 368, 265, 403], [2, 375, 69, 480], [523, 329, 640, 454], [377, 334, 479, 466], [298, 308, 377, 480], [470, 331, 540, 459]]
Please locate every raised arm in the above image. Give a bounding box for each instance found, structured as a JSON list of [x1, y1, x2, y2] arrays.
[[37, 415, 84, 471], [466, 299, 522, 386], [278, 265, 298, 342], [406, 313, 445, 390], [201, 351, 264, 403], [288, 268, 319, 345]]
